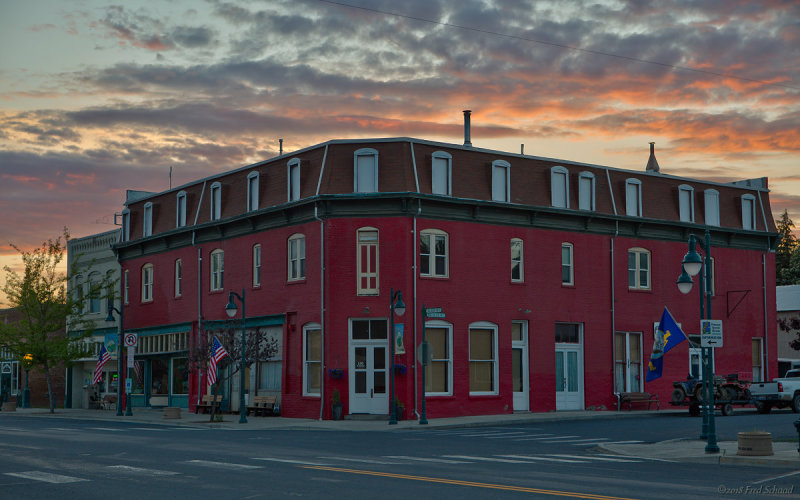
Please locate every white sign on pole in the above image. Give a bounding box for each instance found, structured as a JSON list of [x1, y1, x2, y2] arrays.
[[700, 319, 723, 348], [127, 346, 135, 368], [124, 333, 138, 347]]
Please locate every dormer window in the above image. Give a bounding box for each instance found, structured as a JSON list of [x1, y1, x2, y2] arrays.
[[742, 194, 756, 230], [121, 209, 130, 242], [176, 191, 187, 227], [704, 189, 720, 226], [625, 178, 642, 217], [432, 151, 452, 195], [143, 202, 153, 237], [354, 148, 378, 193], [551, 166, 569, 208], [678, 185, 694, 223], [247, 172, 259, 212], [578, 172, 595, 211], [210, 182, 221, 221], [288, 158, 301, 201], [491, 160, 510, 202]]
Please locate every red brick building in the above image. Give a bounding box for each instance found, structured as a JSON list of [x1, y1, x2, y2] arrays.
[[115, 132, 778, 419]]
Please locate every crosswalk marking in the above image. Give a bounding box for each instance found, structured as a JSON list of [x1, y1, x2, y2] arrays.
[[546, 454, 640, 463], [520, 435, 580, 441], [253, 457, 330, 466], [497, 454, 585, 463], [129, 427, 169, 432], [186, 460, 262, 470], [442, 455, 530, 464], [455, 431, 526, 437], [384, 456, 470, 464], [595, 453, 671, 462], [595, 440, 645, 445], [108, 465, 180, 475], [5, 471, 88, 483], [318, 456, 400, 465]]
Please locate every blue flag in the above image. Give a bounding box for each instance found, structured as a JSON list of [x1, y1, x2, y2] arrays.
[[646, 307, 688, 382]]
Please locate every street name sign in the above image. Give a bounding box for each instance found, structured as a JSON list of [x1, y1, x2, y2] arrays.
[[700, 319, 723, 348]]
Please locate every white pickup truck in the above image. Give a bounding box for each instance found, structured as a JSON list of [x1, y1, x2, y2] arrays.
[[749, 369, 800, 413]]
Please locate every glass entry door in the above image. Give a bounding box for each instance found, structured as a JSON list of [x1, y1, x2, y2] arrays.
[[555, 346, 583, 410], [512, 321, 529, 411], [349, 344, 388, 414]]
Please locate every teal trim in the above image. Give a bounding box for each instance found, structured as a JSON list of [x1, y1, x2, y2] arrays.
[[203, 314, 285, 330], [127, 322, 193, 337], [169, 395, 189, 409]]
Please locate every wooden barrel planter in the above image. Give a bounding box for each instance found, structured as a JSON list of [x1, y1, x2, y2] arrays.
[[737, 431, 773, 456], [163, 407, 181, 419]]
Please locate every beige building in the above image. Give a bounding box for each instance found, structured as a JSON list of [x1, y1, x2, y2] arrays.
[[777, 285, 800, 377]]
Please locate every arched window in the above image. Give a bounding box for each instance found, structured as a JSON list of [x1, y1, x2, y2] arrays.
[[354, 148, 379, 193], [551, 166, 569, 208], [288, 158, 301, 201], [247, 172, 259, 212], [742, 194, 756, 230], [704, 189, 720, 226], [431, 151, 452, 196], [491, 160, 510, 202], [678, 185, 694, 222], [578, 172, 595, 211], [210, 249, 224, 291], [176, 191, 187, 227], [625, 178, 642, 217], [143, 202, 153, 237], [210, 182, 222, 221]]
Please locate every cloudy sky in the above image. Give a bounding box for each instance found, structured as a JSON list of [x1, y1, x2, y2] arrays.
[[1, 0, 798, 303]]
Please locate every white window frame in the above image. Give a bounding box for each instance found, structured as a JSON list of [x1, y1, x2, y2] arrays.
[[562, 242, 574, 286], [578, 171, 595, 211], [679, 185, 694, 223], [420, 229, 448, 278], [174, 259, 182, 298], [210, 182, 221, 221], [431, 151, 452, 196], [491, 160, 510, 203], [704, 189, 720, 226], [303, 323, 322, 396], [253, 244, 261, 287], [121, 209, 130, 241], [247, 171, 259, 212], [511, 238, 523, 282], [123, 269, 129, 305], [357, 227, 379, 295], [176, 191, 187, 228], [625, 178, 642, 217], [468, 321, 499, 395], [742, 194, 756, 230], [354, 148, 379, 193], [141, 264, 153, 303], [288, 234, 306, 281], [210, 249, 224, 291], [87, 272, 101, 314], [551, 166, 569, 208], [288, 158, 301, 201], [424, 320, 453, 396], [143, 202, 153, 237], [628, 247, 651, 290]]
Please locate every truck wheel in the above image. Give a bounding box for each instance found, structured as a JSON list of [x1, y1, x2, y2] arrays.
[[755, 401, 771, 414], [671, 388, 686, 404], [721, 403, 734, 417], [792, 394, 800, 414]]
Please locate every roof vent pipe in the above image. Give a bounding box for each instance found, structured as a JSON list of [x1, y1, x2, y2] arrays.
[[463, 110, 472, 147], [521, 144, 524, 155], [279, 138, 283, 156], [645, 142, 660, 173]]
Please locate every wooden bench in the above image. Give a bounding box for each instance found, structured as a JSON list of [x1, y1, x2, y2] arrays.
[[246, 396, 277, 417], [195, 394, 223, 414], [619, 392, 659, 410]]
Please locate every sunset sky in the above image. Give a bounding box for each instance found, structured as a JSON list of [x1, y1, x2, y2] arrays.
[[1, 0, 799, 305]]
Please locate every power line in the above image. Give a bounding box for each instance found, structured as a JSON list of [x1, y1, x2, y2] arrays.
[[317, 0, 799, 91]]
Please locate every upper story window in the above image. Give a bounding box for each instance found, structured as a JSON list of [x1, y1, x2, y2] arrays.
[[562, 242, 574, 285], [491, 160, 510, 202], [143, 202, 153, 237], [704, 189, 720, 226], [253, 244, 262, 287], [247, 172, 259, 212], [742, 194, 756, 230], [288, 233, 306, 281], [288, 158, 301, 201], [176, 191, 187, 228], [679, 185, 694, 223], [174, 259, 182, 297], [578, 172, 595, 211], [123, 270, 129, 304], [210, 249, 224, 291], [551, 166, 569, 208], [87, 272, 101, 314], [432, 151, 452, 196], [141, 264, 154, 303], [469, 321, 498, 395], [121, 209, 130, 242], [210, 182, 222, 221], [420, 229, 448, 278], [357, 228, 379, 295], [628, 247, 650, 290], [511, 238, 523, 282], [625, 178, 642, 217], [354, 148, 378, 193]]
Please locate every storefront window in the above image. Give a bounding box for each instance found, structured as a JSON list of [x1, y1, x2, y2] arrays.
[[131, 361, 145, 394], [172, 357, 189, 395], [151, 359, 169, 395]]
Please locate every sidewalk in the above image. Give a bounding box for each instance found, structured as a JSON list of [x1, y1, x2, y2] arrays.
[[3, 406, 799, 467]]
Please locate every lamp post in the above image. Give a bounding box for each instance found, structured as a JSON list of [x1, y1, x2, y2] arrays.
[[225, 289, 248, 424], [389, 288, 406, 425], [105, 305, 126, 416], [676, 229, 719, 454], [22, 353, 32, 409]]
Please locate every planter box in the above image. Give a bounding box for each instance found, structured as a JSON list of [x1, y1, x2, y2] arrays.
[[737, 431, 773, 456]]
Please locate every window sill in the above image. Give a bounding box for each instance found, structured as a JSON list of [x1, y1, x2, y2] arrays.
[[419, 275, 449, 280], [468, 393, 501, 399], [209, 289, 225, 294], [627, 288, 653, 293], [288, 278, 307, 285], [561, 283, 574, 288], [510, 280, 525, 285]]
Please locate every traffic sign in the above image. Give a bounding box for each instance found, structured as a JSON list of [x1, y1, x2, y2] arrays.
[[426, 312, 446, 318], [700, 319, 723, 348], [123, 333, 138, 347], [426, 307, 442, 313], [425, 307, 445, 318]]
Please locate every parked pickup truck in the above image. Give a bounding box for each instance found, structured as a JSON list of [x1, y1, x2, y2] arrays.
[[750, 369, 800, 413]]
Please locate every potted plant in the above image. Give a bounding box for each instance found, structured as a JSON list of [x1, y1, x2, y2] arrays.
[[331, 389, 343, 420], [394, 396, 405, 421]]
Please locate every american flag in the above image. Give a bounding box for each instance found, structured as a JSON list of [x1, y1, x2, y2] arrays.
[[133, 360, 144, 385], [207, 336, 229, 387], [93, 344, 111, 385]]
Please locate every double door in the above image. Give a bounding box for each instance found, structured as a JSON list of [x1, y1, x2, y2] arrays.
[[555, 345, 583, 410], [349, 343, 388, 414]]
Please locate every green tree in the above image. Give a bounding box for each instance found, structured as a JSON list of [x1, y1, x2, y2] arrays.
[[776, 209, 800, 285], [0, 229, 103, 412]]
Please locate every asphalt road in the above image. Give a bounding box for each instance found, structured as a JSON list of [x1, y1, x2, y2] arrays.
[[0, 410, 798, 499]]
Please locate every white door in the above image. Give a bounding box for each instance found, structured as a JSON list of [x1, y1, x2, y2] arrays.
[[555, 345, 583, 410], [349, 343, 388, 414], [512, 321, 529, 411]]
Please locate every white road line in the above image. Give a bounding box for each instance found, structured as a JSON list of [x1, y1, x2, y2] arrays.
[[748, 469, 800, 485], [90, 427, 125, 432], [0, 443, 42, 450], [442, 455, 529, 464], [108, 465, 180, 476], [5, 471, 88, 483], [186, 460, 262, 470], [497, 454, 586, 463], [546, 454, 640, 463], [554, 438, 609, 443], [455, 431, 526, 437], [253, 457, 330, 466], [595, 454, 672, 462], [597, 440, 645, 445], [318, 456, 401, 465], [520, 435, 580, 441], [383, 456, 470, 464], [0, 426, 25, 432], [129, 427, 169, 431]]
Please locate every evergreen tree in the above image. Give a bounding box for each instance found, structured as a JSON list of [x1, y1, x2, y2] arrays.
[[776, 210, 799, 285]]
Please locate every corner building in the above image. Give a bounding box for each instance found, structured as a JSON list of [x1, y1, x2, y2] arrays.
[[116, 136, 778, 419]]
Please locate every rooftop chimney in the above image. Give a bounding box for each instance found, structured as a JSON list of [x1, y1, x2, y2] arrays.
[[645, 142, 660, 173], [463, 110, 472, 147], [279, 138, 283, 156]]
